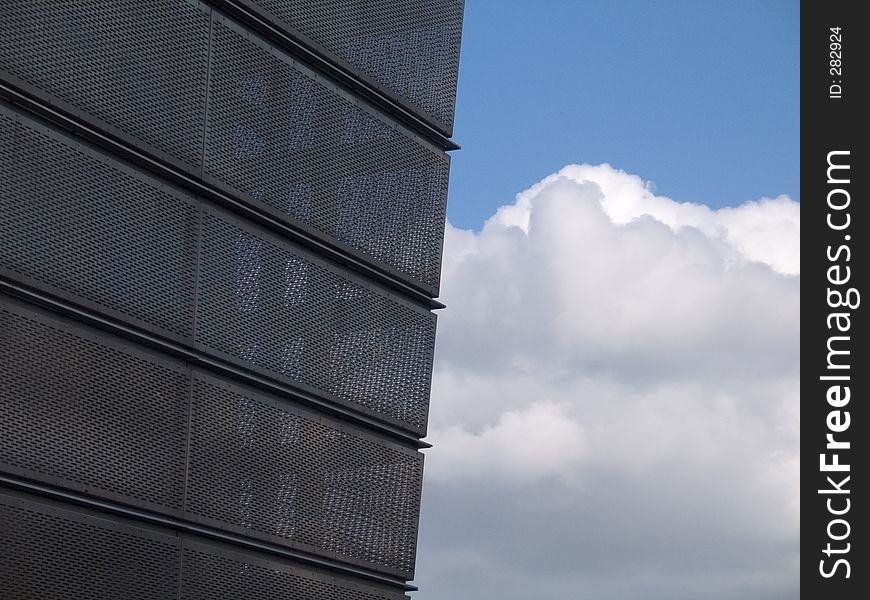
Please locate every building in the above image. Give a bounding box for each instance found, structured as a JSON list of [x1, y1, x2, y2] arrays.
[[0, 1, 462, 598]]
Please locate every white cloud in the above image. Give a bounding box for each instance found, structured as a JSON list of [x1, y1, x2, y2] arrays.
[[415, 164, 799, 600], [429, 401, 586, 485], [487, 164, 799, 275]]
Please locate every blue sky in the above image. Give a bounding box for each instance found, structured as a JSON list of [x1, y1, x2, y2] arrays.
[[417, 3, 800, 598], [446, 0, 799, 230]]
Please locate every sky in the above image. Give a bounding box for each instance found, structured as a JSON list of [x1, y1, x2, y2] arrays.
[[445, 0, 800, 230], [414, 2, 800, 599]]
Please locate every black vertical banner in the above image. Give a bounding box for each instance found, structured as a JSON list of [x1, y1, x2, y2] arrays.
[[802, 1, 867, 597]]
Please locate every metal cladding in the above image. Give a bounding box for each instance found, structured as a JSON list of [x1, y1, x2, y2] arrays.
[[236, 0, 464, 136], [0, 0, 452, 295], [0, 1, 462, 597]]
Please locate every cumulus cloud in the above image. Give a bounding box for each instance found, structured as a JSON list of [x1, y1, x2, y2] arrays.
[[414, 164, 799, 600]]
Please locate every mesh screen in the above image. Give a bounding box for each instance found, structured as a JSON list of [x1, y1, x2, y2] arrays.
[[0, 296, 426, 575], [0, 2, 451, 291], [0, 0, 451, 584], [181, 543, 408, 600], [0, 298, 189, 512], [0, 107, 435, 432], [0, 496, 181, 600], [186, 376, 422, 576], [248, 0, 463, 133], [196, 209, 435, 433], [0, 107, 199, 339], [0, 494, 409, 600], [0, 0, 210, 167], [204, 16, 449, 292]]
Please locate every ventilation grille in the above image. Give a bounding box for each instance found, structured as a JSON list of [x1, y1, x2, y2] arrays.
[[248, 0, 463, 133], [186, 375, 422, 576], [0, 1, 451, 292]]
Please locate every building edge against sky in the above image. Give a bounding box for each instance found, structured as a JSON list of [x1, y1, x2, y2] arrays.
[[0, 1, 463, 598]]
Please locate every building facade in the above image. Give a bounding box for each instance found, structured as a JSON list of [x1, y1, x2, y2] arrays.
[[0, 1, 462, 598]]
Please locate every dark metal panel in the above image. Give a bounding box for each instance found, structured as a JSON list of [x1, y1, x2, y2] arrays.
[[204, 14, 449, 294], [0, 0, 458, 588], [0, 104, 200, 343], [195, 205, 435, 435], [0, 104, 435, 434], [0, 474, 418, 590], [228, 0, 464, 136], [0, 1, 452, 294], [185, 371, 423, 579], [0, 0, 211, 172], [0, 489, 183, 600], [181, 537, 409, 600], [0, 295, 190, 515], [0, 293, 425, 577], [0, 81, 447, 305], [0, 488, 409, 600]]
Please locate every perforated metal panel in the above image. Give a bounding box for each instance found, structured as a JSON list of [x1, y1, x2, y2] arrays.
[[196, 208, 435, 433], [0, 105, 199, 340], [0, 493, 182, 600], [0, 297, 189, 513], [0, 294, 426, 575], [0, 491, 409, 600], [0, 0, 211, 168], [1, 2, 452, 292], [204, 15, 449, 292], [186, 374, 423, 577], [0, 105, 435, 432], [181, 540, 408, 600], [1, 0, 457, 589], [242, 0, 464, 134]]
